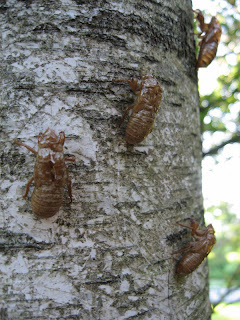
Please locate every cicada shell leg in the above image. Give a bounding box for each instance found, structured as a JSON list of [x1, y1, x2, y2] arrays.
[[119, 103, 136, 127], [23, 177, 34, 198], [14, 139, 38, 155]]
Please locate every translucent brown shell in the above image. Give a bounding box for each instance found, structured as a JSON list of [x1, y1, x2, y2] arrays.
[[193, 10, 222, 68], [15, 128, 73, 218], [175, 219, 216, 275], [117, 74, 162, 144]]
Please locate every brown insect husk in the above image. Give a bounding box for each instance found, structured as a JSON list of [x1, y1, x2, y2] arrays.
[[15, 128, 73, 218], [174, 218, 216, 275], [193, 9, 222, 68], [116, 74, 162, 144]]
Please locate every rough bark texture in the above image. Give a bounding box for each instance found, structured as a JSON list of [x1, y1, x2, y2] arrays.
[[0, 0, 211, 319]]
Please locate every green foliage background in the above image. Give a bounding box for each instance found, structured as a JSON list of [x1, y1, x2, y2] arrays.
[[199, 0, 240, 156], [195, 0, 240, 316]]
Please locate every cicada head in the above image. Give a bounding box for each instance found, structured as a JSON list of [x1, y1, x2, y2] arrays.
[[38, 128, 65, 151]]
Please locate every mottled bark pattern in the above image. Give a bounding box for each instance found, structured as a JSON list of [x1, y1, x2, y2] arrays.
[[0, 0, 210, 319]]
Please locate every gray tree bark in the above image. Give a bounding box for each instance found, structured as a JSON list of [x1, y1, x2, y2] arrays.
[[0, 0, 211, 319]]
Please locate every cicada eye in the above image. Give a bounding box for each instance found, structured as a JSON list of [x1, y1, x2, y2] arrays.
[[38, 132, 44, 143], [59, 131, 65, 145]]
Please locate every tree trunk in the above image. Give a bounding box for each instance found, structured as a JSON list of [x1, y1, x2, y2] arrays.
[[0, 0, 211, 319]]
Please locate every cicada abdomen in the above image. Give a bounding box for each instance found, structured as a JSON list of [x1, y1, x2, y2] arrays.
[[174, 218, 216, 275], [193, 10, 222, 68], [15, 128, 73, 218], [117, 74, 162, 144]]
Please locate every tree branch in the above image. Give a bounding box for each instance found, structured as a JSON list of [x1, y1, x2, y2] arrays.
[[212, 263, 240, 310], [203, 134, 240, 157]]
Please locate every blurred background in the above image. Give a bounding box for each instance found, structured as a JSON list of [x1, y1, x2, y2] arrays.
[[192, 0, 240, 319]]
